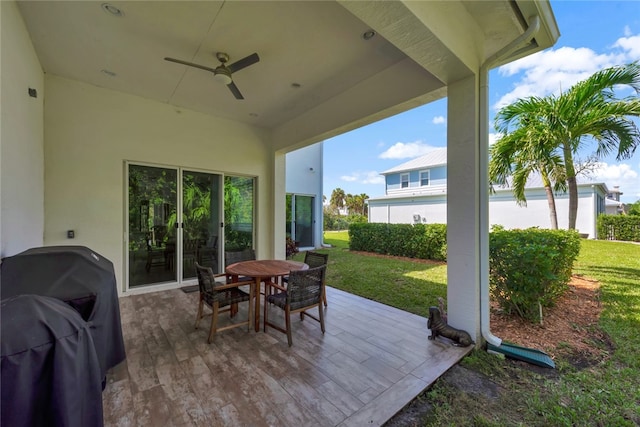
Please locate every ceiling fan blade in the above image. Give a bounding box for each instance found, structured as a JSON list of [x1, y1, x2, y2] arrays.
[[164, 57, 217, 73], [227, 53, 260, 74], [227, 81, 244, 100]]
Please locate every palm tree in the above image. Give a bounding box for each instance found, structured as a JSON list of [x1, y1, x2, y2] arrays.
[[493, 62, 640, 229], [358, 193, 369, 216], [330, 188, 346, 212], [491, 98, 566, 228]]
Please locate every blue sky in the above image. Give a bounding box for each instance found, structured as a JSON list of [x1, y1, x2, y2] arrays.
[[323, 1, 640, 204]]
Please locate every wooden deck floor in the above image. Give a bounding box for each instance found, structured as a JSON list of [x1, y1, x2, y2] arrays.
[[102, 286, 472, 426]]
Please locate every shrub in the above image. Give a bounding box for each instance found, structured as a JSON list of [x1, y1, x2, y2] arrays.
[[597, 214, 640, 241], [489, 228, 581, 322], [348, 222, 447, 261]]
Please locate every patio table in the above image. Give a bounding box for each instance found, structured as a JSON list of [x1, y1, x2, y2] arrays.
[[226, 259, 308, 331]]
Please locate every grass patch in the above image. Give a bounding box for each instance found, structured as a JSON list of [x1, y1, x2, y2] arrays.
[[316, 232, 640, 426], [315, 231, 447, 317]]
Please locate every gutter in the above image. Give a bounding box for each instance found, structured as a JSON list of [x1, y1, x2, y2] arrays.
[[479, 15, 541, 347]]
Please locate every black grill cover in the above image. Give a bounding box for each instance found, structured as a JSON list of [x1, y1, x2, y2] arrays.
[[1, 295, 104, 427], [0, 246, 126, 378]]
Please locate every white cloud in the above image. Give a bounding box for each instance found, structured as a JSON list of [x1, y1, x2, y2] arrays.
[[624, 25, 632, 37], [362, 171, 385, 184], [379, 140, 437, 159], [432, 115, 446, 125], [613, 34, 640, 59], [489, 132, 503, 146], [590, 162, 640, 201], [494, 31, 640, 110], [340, 171, 384, 185]]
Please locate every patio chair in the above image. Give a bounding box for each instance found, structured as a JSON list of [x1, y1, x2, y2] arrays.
[[224, 248, 260, 286], [145, 240, 166, 272], [263, 265, 326, 346], [224, 247, 255, 265], [194, 262, 253, 343], [198, 235, 218, 269], [283, 251, 329, 306]]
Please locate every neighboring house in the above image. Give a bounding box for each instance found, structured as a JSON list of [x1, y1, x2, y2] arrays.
[[285, 143, 324, 250], [1, 0, 559, 345], [369, 147, 619, 238], [605, 186, 627, 215]]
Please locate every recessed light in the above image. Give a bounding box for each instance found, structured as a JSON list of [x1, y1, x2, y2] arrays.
[[101, 3, 124, 17], [363, 30, 376, 40], [101, 69, 117, 77]]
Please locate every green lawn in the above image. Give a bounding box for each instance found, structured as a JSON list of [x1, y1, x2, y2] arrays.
[[309, 231, 640, 426], [294, 231, 447, 316]]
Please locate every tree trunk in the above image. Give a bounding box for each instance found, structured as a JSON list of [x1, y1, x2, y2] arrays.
[[544, 185, 558, 229], [563, 142, 578, 230], [540, 170, 558, 229]]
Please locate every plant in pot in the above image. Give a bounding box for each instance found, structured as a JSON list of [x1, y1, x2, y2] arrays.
[[286, 237, 299, 259]]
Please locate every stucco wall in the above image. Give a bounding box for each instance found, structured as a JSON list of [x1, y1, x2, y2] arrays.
[[285, 142, 324, 248], [369, 186, 601, 238], [490, 187, 599, 237], [43, 75, 271, 293], [0, 0, 45, 258], [369, 196, 447, 224]]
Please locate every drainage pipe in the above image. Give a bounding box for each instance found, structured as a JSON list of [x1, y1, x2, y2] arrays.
[[479, 15, 541, 347]]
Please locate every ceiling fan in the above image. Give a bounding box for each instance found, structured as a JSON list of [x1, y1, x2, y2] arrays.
[[164, 52, 260, 100]]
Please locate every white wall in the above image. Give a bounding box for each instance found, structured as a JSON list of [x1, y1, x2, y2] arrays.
[[371, 187, 600, 238], [0, 1, 45, 258], [43, 75, 271, 293], [285, 142, 324, 248], [369, 197, 447, 224], [490, 187, 598, 237]]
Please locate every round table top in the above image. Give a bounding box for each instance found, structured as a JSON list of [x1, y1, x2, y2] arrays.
[[225, 259, 308, 277]]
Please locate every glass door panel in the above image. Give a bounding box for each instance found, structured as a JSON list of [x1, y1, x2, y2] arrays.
[[224, 176, 255, 260], [128, 165, 177, 287], [285, 194, 293, 238], [294, 195, 314, 247], [182, 171, 221, 279]]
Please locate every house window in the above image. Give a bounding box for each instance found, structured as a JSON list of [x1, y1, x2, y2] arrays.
[[401, 173, 409, 188], [420, 170, 430, 186]]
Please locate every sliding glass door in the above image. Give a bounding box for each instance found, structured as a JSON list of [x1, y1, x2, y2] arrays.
[[128, 165, 178, 287], [286, 194, 314, 248], [127, 164, 239, 288], [223, 175, 254, 253], [182, 171, 221, 280]]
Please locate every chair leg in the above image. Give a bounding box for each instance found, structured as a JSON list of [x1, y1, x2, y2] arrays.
[[319, 303, 325, 334], [285, 306, 293, 346], [323, 287, 328, 307], [195, 299, 204, 329], [208, 303, 219, 343]]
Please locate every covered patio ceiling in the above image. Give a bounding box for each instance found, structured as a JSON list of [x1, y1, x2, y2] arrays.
[[17, 0, 557, 150]]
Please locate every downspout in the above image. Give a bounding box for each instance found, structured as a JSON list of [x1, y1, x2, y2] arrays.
[[479, 15, 540, 347]]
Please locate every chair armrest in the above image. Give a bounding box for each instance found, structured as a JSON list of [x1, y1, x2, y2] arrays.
[[265, 280, 286, 292]]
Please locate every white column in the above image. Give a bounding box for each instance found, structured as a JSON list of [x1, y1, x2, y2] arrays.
[[272, 152, 287, 259], [446, 73, 485, 345]]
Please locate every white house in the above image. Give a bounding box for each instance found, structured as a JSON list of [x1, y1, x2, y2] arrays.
[[285, 143, 324, 250], [369, 147, 615, 238], [1, 0, 559, 346]]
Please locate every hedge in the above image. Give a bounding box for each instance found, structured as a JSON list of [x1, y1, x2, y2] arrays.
[[350, 223, 582, 323], [489, 228, 581, 322], [597, 214, 640, 242], [348, 223, 447, 261]]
